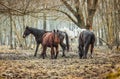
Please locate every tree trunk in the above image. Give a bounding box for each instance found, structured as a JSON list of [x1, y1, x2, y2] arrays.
[[9, 10, 13, 49], [23, 16, 27, 48], [60, 0, 99, 29], [13, 18, 24, 48], [87, 0, 99, 29], [43, 13, 47, 30]]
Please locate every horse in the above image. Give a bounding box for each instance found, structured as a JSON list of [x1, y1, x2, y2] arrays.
[[41, 30, 61, 59], [78, 29, 95, 59], [23, 26, 69, 57], [60, 27, 79, 51]]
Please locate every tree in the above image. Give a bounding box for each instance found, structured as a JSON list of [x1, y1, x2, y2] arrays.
[[59, 0, 99, 29]]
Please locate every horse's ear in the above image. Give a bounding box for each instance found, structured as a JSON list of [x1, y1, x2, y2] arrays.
[[57, 29, 59, 32], [26, 26, 29, 29], [53, 29, 56, 32]]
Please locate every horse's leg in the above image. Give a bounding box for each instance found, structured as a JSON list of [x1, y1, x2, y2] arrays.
[[51, 46, 55, 59], [60, 43, 66, 57], [83, 43, 89, 59], [53, 47, 55, 59], [78, 45, 83, 59], [41, 46, 47, 59], [40, 46, 47, 57], [34, 43, 40, 57], [55, 46, 59, 59], [90, 44, 94, 58]]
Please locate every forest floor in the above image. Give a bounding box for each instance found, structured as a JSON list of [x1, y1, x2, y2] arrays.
[[0, 45, 120, 79]]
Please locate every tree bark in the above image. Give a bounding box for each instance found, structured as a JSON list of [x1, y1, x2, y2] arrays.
[[43, 13, 47, 30], [87, 0, 99, 28], [9, 10, 13, 49]]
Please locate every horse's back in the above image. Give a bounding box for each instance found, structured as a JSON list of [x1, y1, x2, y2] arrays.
[[42, 32, 61, 47], [42, 33, 53, 45], [43, 33, 52, 39], [37, 30, 46, 37], [79, 30, 95, 45]]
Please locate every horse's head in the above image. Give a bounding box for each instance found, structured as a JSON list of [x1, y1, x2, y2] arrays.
[[53, 30, 61, 43], [23, 26, 31, 38]]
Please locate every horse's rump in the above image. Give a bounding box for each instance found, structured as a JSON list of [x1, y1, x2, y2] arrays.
[[42, 33, 53, 46], [79, 31, 84, 46]]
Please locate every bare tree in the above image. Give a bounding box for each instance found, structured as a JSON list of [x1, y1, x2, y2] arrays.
[[59, 0, 99, 29]]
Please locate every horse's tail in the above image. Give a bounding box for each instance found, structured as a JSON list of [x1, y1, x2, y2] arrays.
[[64, 32, 69, 51], [78, 32, 83, 48]]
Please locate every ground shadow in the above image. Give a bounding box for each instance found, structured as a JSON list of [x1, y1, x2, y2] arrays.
[[0, 52, 79, 60]]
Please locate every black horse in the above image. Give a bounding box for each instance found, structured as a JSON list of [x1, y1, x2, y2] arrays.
[[78, 30, 95, 59], [23, 26, 69, 57]]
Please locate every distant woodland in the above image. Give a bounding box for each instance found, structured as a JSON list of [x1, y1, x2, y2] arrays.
[[0, 0, 119, 49]]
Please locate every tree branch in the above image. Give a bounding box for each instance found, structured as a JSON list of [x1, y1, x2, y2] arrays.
[[60, 0, 77, 18], [0, 2, 24, 14], [44, 8, 78, 26], [24, 0, 31, 13], [74, 0, 80, 13]]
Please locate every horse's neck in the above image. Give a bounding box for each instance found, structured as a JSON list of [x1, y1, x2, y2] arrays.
[[29, 28, 39, 38]]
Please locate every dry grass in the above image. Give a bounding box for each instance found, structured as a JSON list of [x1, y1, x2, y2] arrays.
[[0, 46, 120, 79]]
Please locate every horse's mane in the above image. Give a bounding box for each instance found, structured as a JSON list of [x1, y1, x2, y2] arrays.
[[28, 27, 44, 32], [27, 27, 46, 37]]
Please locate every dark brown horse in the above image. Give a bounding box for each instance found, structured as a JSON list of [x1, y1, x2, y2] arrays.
[[78, 30, 95, 59], [23, 26, 69, 57], [41, 30, 60, 59]]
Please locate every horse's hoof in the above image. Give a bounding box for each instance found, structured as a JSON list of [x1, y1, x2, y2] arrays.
[[55, 56, 58, 59], [62, 55, 66, 57], [83, 56, 87, 59], [51, 57, 54, 59], [79, 57, 82, 59], [90, 56, 93, 59], [34, 55, 37, 57]]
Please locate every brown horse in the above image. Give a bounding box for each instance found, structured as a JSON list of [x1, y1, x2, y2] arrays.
[[41, 30, 61, 59]]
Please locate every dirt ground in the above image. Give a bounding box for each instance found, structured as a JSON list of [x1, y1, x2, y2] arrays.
[[0, 46, 120, 79]]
